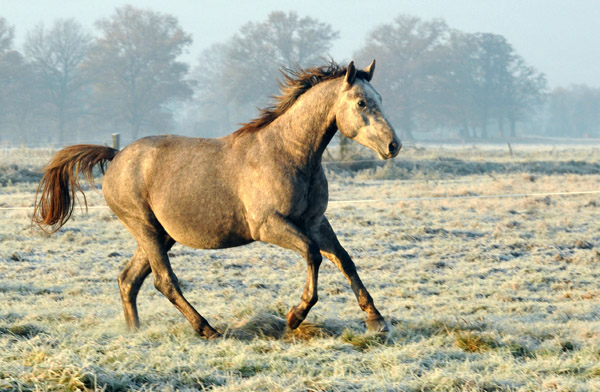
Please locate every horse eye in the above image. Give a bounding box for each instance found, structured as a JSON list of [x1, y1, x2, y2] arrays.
[[357, 100, 366, 108]]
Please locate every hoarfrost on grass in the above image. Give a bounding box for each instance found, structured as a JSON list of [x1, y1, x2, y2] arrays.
[[1, 145, 600, 391]]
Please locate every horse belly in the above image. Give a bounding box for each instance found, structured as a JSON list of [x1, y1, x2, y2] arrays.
[[154, 196, 252, 250]]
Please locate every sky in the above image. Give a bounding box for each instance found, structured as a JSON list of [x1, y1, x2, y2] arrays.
[[2, 0, 599, 88]]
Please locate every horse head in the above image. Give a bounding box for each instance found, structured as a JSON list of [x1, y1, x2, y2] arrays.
[[335, 60, 401, 159]]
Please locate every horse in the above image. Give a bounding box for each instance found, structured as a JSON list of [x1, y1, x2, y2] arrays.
[[33, 60, 401, 339]]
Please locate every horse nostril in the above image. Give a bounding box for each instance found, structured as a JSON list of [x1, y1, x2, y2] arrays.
[[389, 141, 400, 155]]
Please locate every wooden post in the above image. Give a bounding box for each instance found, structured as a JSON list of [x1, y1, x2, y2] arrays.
[[112, 133, 120, 150]]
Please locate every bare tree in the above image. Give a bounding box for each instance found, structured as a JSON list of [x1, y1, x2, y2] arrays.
[[546, 86, 600, 137], [463, 33, 546, 138], [86, 6, 193, 142], [0, 18, 39, 143], [356, 16, 546, 140], [191, 11, 339, 136], [191, 43, 233, 136], [355, 15, 451, 140], [24, 19, 92, 143], [224, 11, 339, 107], [502, 55, 547, 137], [0, 17, 17, 128], [0, 17, 14, 53]]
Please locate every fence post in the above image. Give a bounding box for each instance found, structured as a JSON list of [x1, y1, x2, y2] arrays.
[[112, 133, 120, 150]]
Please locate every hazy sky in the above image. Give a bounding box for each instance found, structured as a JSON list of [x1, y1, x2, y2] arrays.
[[3, 0, 599, 88]]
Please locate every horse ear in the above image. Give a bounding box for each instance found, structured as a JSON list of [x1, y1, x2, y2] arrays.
[[343, 61, 357, 90], [363, 59, 376, 81]]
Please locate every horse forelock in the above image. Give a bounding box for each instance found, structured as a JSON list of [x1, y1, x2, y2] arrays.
[[234, 61, 371, 136]]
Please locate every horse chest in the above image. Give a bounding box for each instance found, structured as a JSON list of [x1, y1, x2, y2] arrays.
[[279, 173, 328, 220]]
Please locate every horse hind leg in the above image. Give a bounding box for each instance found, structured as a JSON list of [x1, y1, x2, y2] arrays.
[[118, 248, 151, 330], [118, 236, 175, 330], [128, 222, 219, 339]]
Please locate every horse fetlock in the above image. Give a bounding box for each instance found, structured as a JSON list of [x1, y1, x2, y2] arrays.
[[286, 306, 305, 329], [302, 292, 318, 307], [357, 290, 375, 311]]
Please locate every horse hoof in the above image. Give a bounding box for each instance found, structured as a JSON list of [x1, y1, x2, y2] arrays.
[[286, 307, 304, 329], [206, 330, 221, 340], [199, 326, 221, 339], [366, 317, 389, 333]]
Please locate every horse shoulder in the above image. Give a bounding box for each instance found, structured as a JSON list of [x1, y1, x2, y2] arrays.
[[304, 166, 329, 218]]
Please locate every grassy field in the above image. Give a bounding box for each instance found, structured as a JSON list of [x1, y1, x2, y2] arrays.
[[1, 144, 600, 391]]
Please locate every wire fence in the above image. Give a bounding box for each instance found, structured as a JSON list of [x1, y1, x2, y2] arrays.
[[328, 190, 600, 205], [2, 189, 599, 212], [2, 141, 600, 211]]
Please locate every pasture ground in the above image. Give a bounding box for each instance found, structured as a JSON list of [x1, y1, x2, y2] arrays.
[[1, 144, 600, 391]]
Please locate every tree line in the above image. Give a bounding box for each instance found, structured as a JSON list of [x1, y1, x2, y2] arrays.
[[0, 7, 597, 147]]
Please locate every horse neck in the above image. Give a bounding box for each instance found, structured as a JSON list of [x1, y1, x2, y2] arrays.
[[262, 79, 340, 168]]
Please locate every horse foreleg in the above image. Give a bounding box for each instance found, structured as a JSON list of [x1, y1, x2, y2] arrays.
[[288, 255, 322, 329], [312, 217, 389, 333], [256, 214, 322, 329]]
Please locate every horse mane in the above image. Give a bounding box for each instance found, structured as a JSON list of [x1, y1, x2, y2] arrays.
[[234, 61, 371, 136]]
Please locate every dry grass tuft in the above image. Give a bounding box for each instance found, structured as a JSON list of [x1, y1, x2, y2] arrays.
[[341, 329, 387, 351], [453, 330, 498, 353], [21, 359, 96, 391], [284, 320, 333, 341], [227, 312, 287, 340], [225, 313, 334, 342], [4, 145, 600, 390], [0, 323, 46, 338], [575, 239, 593, 249]]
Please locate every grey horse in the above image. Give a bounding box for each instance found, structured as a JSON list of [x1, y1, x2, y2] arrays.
[[33, 60, 401, 338]]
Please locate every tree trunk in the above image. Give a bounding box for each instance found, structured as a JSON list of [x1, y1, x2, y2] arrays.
[[509, 115, 516, 137], [480, 108, 488, 138], [480, 100, 489, 138], [459, 120, 470, 140], [58, 107, 65, 144]]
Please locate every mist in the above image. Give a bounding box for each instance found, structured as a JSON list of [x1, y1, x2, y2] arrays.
[[1, 1, 599, 147]]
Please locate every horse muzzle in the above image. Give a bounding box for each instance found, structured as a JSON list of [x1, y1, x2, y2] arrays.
[[378, 137, 401, 159], [387, 139, 402, 158]]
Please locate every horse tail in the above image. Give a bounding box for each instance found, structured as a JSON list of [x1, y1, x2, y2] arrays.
[[32, 144, 118, 233]]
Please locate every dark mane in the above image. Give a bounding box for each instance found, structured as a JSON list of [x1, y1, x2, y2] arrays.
[[234, 61, 370, 136]]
